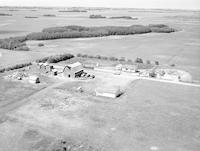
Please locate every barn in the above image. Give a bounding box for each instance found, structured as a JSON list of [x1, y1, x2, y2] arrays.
[[63, 62, 84, 78]]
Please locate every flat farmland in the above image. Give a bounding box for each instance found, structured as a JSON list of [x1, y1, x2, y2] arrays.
[[0, 8, 200, 80], [0, 76, 200, 151]]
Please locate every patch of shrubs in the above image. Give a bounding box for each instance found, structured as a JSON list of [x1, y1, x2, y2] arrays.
[[0, 36, 28, 50], [89, 15, 106, 19], [149, 24, 176, 33], [38, 43, 44, 47], [77, 53, 158, 68], [58, 10, 87, 12], [135, 57, 143, 63], [0, 24, 176, 50], [15, 46, 30, 51], [110, 16, 138, 20], [0, 62, 32, 73], [24, 16, 38, 18], [77, 53, 112, 61], [0, 13, 12, 16], [43, 14, 56, 17], [36, 53, 74, 63]]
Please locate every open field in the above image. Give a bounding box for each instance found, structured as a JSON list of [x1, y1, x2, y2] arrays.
[[0, 69, 200, 151]]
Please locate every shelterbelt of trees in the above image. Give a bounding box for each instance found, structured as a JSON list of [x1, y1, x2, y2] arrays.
[[0, 24, 176, 50]]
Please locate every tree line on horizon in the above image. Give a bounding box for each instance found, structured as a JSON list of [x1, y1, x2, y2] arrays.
[[0, 24, 176, 51]]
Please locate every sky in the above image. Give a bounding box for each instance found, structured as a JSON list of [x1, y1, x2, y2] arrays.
[[0, 0, 200, 10]]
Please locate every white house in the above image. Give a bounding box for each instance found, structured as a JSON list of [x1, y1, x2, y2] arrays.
[[95, 86, 122, 98]]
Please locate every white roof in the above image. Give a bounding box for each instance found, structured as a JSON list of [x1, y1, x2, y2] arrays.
[[29, 75, 39, 80], [96, 86, 120, 94], [67, 62, 82, 68]]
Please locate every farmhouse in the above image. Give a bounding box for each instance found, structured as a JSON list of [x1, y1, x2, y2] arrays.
[[115, 64, 138, 72], [63, 62, 84, 78], [39, 63, 53, 73], [95, 86, 122, 98]]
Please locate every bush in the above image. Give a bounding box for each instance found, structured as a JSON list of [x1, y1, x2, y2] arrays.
[[95, 55, 101, 59], [146, 60, 151, 64], [109, 56, 118, 61], [76, 53, 82, 57], [155, 61, 159, 65], [47, 54, 74, 63], [0, 68, 5, 73], [82, 54, 88, 58], [0, 62, 32, 73], [38, 43, 44, 47], [127, 59, 133, 64], [89, 15, 106, 19], [36, 54, 74, 63], [110, 16, 137, 20], [119, 57, 126, 62], [135, 58, 143, 63], [0, 13, 12, 16], [15, 46, 30, 51], [88, 55, 95, 58], [101, 56, 108, 60], [43, 14, 56, 17], [36, 56, 50, 63]]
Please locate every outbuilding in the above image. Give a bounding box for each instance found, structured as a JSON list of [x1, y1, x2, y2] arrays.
[[29, 75, 40, 84], [63, 62, 84, 78], [115, 64, 138, 72], [95, 86, 122, 98]]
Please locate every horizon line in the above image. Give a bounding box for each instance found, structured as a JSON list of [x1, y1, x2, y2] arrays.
[[0, 5, 200, 11]]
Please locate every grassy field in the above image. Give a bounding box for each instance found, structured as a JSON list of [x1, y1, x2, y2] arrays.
[[0, 70, 199, 151]]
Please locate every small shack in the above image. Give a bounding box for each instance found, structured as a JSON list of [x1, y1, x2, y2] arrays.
[[39, 63, 54, 73], [63, 62, 84, 78], [29, 75, 40, 84], [95, 86, 122, 98]]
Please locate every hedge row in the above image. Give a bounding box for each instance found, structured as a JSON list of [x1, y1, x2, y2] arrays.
[[35, 53, 74, 63], [77, 53, 159, 65], [0, 62, 32, 73]]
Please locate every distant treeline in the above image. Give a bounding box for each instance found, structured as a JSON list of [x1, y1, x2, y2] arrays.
[[43, 14, 56, 17], [89, 15, 106, 19], [109, 16, 138, 20], [36, 53, 74, 63], [77, 53, 159, 65], [24, 16, 38, 18], [0, 62, 32, 73], [0, 24, 176, 50], [0, 13, 12, 16], [8, 9, 19, 11], [89, 15, 138, 20], [58, 10, 87, 12]]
